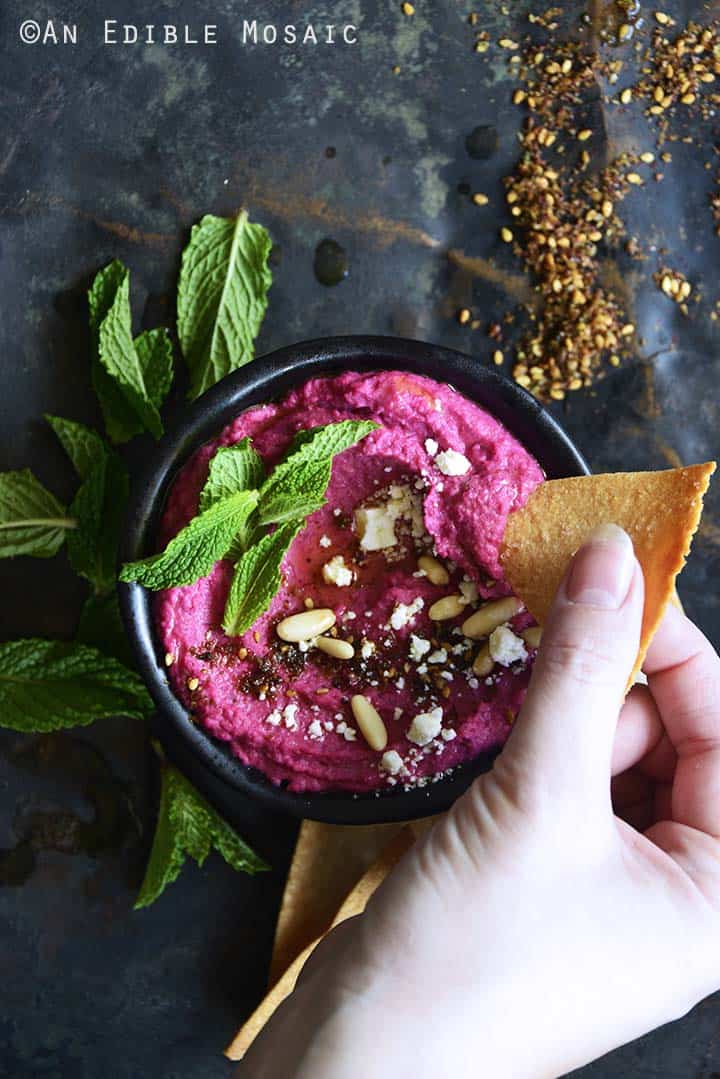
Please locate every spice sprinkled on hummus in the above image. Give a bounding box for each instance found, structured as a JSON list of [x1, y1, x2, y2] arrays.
[[156, 370, 543, 793]]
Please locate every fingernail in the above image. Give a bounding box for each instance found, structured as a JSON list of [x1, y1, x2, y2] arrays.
[[565, 524, 634, 609]]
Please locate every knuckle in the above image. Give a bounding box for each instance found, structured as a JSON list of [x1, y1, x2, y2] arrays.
[[540, 631, 622, 690]]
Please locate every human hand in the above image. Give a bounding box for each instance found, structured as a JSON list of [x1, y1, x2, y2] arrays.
[[241, 524, 720, 1079]]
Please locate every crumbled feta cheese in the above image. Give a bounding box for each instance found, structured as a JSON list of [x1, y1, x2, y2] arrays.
[[344, 610, 357, 620], [427, 648, 448, 665], [308, 719, 324, 740], [390, 596, 424, 631], [323, 719, 335, 732], [459, 580, 479, 606], [467, 676, 479, 690], [409, 634, 431, 662], [298, 637, 317, 653], [489, 625, 528, 667], [283, 703, 299, 730], [266, 711, 282, 726], [407, 707, 444, 746], [441, 728, 457, 741], [395, 676, 405, 690], [381, 750, 404, 775], [393, 707, 404, 721], [319, 534, 332, 548], [354, 484, 424, 550], [360, 639, 375, 659], [322, 555, 353, 587], [342, 727, 357, 741], [424, 437, 439, 457], [435, 449, 471, 476]]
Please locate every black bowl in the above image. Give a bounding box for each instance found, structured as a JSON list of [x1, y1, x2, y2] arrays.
[[119, 336, 589, 825]]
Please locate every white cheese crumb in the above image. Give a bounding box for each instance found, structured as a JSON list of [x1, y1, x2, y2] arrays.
[[381, 750, 404, 775], [488, 625, 528, 667], [407, 707, 444, 746], [467, 677, 479, 690], [343, 727, 357, 741], [319, 534, 332, 548], [283, 703, 299, 730], [322, 555, 353, 587], [390, 596, 424, 631], [266, 711, 282, 726], [424, 437, 439, 457], [360, 639, 375, 659], [441, 728, 457, 741], [308, 719, 324, 740], [409, 635, 431, 662], [427, 648, 448, 665], [344, 610, 357, 620], [393, 706, 404, 721], [395, 676, 405, 690], [354, 484, 424, 550], [435, 449, 471, 476]]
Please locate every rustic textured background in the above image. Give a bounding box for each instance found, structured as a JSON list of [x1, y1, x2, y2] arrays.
[[1, 1, 718, 1075]]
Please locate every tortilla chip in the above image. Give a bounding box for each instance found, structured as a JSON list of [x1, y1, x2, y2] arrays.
[[270, 820, 409, 984], [225, 827, 415, 1062], [501, 462, 715, 681]]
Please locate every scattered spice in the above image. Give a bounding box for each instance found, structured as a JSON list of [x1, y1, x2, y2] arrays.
[[654, 266, 693, 313]]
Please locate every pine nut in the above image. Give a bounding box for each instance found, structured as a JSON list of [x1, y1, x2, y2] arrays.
[[473, 644, 495, 677], [316, 636, 355, 660], [522, 626, 543, 649], [276, 608, 336, 642], [461, 596, 523, 639], [187, 677, 199, 691], [351, 695, 388, 751], [428, 594, 465, 621], [418, 554, 450, 586], [164, 652, 175, 667]]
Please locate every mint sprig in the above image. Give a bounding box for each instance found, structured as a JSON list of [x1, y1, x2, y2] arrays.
[[120, 420, 378, 637], [0, 638, 152, 731], [119, 489, 260, 590], [88, 262, 174, 443], [134, 762, 268, 909], [177, 212, 272, 400], [0, 469, 76, 559]]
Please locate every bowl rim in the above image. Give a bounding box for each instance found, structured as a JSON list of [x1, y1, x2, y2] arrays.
[[118, 334, 590, 824]]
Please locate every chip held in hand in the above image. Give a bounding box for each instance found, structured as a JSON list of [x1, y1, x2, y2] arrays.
[[500, 462, 716, 683]]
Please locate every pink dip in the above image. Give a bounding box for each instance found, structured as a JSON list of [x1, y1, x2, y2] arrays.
[[156, 370, 544, 793]]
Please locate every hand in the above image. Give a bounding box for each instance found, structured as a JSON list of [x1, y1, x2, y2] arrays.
[[241, 525, 720, 1079]]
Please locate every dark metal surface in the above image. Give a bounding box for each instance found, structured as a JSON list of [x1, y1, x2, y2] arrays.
[[0, 1, 718, 1075]]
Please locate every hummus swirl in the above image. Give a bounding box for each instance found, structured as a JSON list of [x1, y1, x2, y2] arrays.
[[156, 371, 543, 793]]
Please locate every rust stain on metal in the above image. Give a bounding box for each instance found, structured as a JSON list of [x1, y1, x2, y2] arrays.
[[447, 249, 532, 304]]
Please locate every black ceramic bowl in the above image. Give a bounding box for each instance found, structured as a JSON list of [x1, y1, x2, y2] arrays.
[[119, 336, 589, 825]]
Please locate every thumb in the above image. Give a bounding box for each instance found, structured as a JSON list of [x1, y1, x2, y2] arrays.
[[508, 523, 644, 802]]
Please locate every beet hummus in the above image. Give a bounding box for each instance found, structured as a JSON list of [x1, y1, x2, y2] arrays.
[[156, 370, 544, 793]]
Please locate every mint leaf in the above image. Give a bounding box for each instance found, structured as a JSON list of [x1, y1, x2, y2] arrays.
[[120, 489, 260, 590], [0, 469, 75, 559], [77, 591, 134, 667], [98, 269, 164, 440], [46, 415, 105, 481], [199, 439, 265, 511], [258, 420, 377, 526], [177, 212, 272, 400], [134, 763, 268, 909], [0, 638, 152, 732], [134, 327, 174, 410], [47, 416, 130, 594], [89, 261, 143, 444], [67, 450, 129, 594], [222, 519, 302, 636]]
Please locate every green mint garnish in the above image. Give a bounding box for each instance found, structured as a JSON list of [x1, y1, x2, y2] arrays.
[[120, 420, 378, 636], [177, 212, 272, 400], [88, 262, 173, 443], [134, 762, 268, 910], [119, 488, 260, 590], [48, 415, 130, 595], [222, 519, 303, 636], [199, 438, 265, 511], [0, 638, 152, 731], [0, 469, 76, 559]]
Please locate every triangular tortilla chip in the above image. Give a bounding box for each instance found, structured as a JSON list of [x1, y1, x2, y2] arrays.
[[225, 827, 415, 1062], [501, 462, 715, 681], [270, 820, 408, 985]]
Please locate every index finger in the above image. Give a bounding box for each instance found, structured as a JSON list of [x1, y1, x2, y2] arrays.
[[644, 603, 720, 836]]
